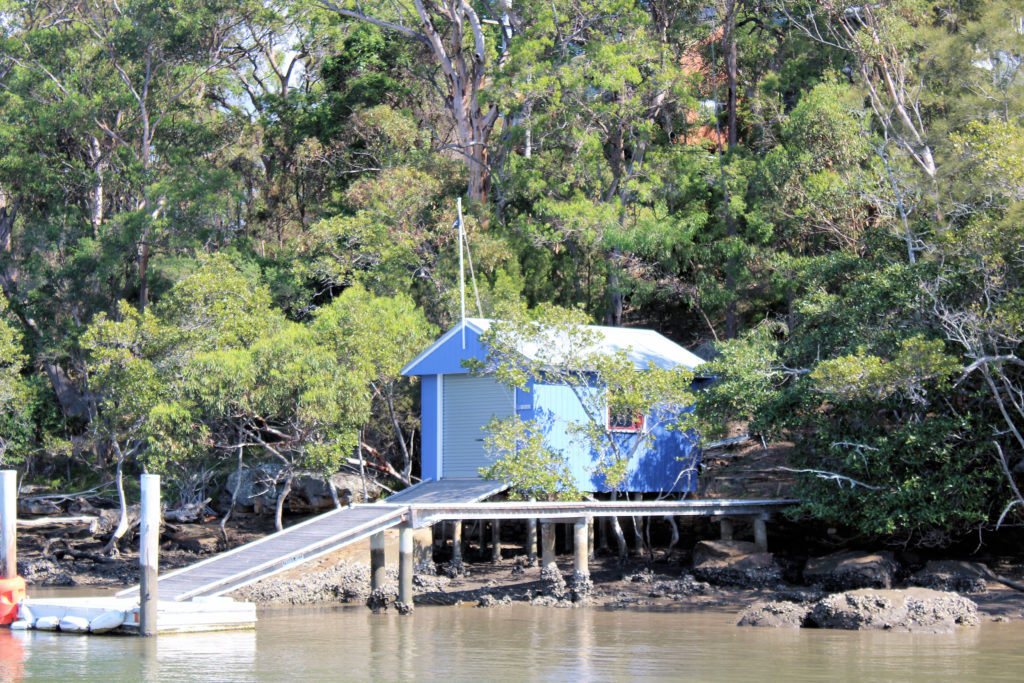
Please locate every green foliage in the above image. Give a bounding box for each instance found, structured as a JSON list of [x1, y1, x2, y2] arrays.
[[479, 416, 579, 501], [84, 257, 384, 500], [2, 0, 1024, 545], [694, 322, 789, 441], [0, 297, 32, 465], [811, 336, 961, 403], [795, 416, 998, 538]]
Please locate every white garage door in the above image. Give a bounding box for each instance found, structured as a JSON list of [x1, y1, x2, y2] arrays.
[[442, 374, 514, 478]]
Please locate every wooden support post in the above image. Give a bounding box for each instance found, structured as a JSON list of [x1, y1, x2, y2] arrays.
[[540, 522, 556, 572], [370, 531, 386, 591], [526, 518, 538, 565], [0, 470, 16, 579], [398, 523, 414, 609], [451, 521, 463, 563], [491, 520, 501, 563], [587, 517, 595, 560], [477, 520, 485, 554], [753, 517, 768, 551], [573, 519, 589, 578], [720, 518, 734, 541], [139, 473, 160, 637]]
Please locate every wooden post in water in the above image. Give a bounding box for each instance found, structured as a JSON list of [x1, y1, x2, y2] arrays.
[[398, 523, 414, 610], [753, 517, 768, 551], [0, 470, 16, 578], [370, 531, 386, 591], [451, 521, 463, 563], [719, 517, 734, 541], [587, 517, 595, 560], [573, 519, 589, 578], [526, 518, 538, 565], [139, 473, 160, 637], [540, 522, 556, 572], [491, 520, 501, 563], [526, 497, 538, 565]]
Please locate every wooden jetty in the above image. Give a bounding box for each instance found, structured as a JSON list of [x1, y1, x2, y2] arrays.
[[118, 487, 795, 613], [406, 498, 798, 527], [7, 470, 796, 630], [116, 478, 509, 602]]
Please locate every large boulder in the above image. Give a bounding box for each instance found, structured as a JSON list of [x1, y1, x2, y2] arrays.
[[738, 588, 980, 633], [225, 464, 382, 514], [692, 540, 782, 588], [909, 560, 988, 594], [803, 550, 897, 591], [809, 588, 979, 633], [737, 600, 812, 628]]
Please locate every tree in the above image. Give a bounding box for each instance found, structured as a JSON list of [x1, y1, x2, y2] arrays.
[[0, 296, 32, 466], [780, 0, 937, 181], [480, 414, 580, 501], [318, 0, 514, 202], [313, 284, 437, 485], [0, 0, 245, 425], [85, 256, 374, 534]]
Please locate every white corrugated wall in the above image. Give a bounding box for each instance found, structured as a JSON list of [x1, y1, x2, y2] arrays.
[[442, 375, 514, 478]]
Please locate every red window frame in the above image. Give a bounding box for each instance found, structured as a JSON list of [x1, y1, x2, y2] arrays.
[[607, 406, 644, 433]]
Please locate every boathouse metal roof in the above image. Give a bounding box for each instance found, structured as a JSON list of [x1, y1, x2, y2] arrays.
[[401, 318, 705, 376]]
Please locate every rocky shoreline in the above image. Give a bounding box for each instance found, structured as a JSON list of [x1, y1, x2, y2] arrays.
[[14, 515, 1024, 633], [226, 541, 1024, 633]]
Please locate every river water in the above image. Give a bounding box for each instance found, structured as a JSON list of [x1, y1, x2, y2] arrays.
[[3, 602, 1023, 682]]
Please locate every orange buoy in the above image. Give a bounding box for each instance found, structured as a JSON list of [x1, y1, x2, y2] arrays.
[[0, 577, 26, 625]]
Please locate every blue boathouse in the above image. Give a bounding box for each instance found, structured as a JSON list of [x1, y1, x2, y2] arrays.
[[401, 318, 706, 494]]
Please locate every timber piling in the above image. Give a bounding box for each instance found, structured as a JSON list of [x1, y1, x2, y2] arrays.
[[139, 474, 160, 637]]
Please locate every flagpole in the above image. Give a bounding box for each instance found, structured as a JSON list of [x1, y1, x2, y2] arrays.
[[457, 197, 466, 349]]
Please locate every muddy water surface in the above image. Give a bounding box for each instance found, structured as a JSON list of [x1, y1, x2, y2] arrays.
[[4, 601, 1024, 681]]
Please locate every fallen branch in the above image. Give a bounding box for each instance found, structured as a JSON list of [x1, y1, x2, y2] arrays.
[[774, 467, 881, 490], [18, 483, 115, 503], [45, 538, 121, 565], [703, 435, 752, 450], [982, 567, 1024, 593], [164, 498, 212, 523], [18, 515, 99, 529], [358, 441, 412, 486]]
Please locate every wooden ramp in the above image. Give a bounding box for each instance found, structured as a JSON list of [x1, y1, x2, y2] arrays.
[[382, 478, 508, 504], [116, 479, 507, 602]]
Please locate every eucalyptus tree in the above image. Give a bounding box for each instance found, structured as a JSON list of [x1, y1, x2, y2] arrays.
[[0, 0, 247, 431], [491, 0, 695, 324], [316, 0, 518, 203]]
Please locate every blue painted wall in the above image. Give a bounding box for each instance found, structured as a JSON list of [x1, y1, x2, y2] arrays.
[[420, 375, 440, 482], [530, 382, 699, 493]]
